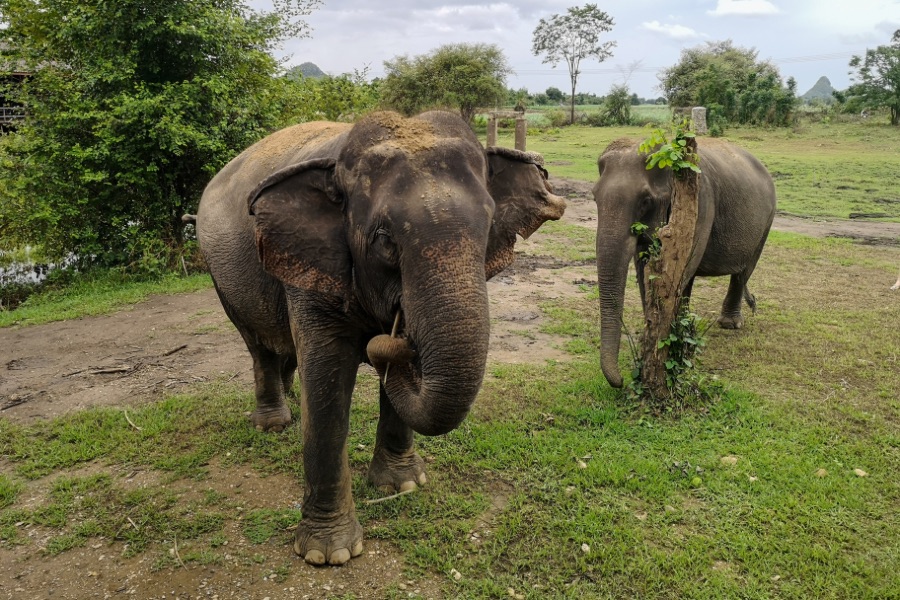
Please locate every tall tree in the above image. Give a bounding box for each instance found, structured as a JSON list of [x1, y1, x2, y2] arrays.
[[381, 43, 512, 124], [0, 0, 319, 268], [658, 40, 796, 127], [531, 4, 616, 124], [847, 29, 900, 125]]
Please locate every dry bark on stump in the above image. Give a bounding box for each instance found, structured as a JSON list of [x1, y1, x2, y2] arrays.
[[639, 137, 701, 402]]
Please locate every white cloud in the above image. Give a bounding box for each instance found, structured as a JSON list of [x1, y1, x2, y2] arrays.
[[708, 0, 780, 16], [641, 20, 702, 41]]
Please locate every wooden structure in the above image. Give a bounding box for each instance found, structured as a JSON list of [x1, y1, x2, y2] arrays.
[[486, 111, 527, 151]]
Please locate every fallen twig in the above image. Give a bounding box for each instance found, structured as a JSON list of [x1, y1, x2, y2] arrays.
[[123, 409, 143, 432], [90, 365, 133, 375], [163, 344, 188, 357], [364, 488, 416, 505], [62, 368, 87, 378], [173, 534, 187, 570], [127, 517, 139, 530], [1, 394, 32, 411]]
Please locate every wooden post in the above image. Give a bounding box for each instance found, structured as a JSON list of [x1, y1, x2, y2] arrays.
[[639, 136, 700, 401], [514, 115, 526, 151], [487, 115, 498, 147]]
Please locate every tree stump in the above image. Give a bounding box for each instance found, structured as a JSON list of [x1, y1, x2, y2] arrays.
[[639, 136, 701, 402]]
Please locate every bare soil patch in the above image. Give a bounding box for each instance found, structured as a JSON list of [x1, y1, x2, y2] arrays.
[[2, 176, 898, 598]]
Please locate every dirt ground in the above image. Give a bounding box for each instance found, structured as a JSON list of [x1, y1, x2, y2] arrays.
[[1, 176, 899, 599]]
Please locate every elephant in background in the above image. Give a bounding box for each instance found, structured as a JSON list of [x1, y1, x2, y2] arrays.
[[593, 137, 776, 388], [196, 111, 566, 565]]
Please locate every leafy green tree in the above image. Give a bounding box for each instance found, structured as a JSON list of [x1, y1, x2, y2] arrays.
[[545, 86, 565, 102], [602, 84, 631, 125], [657, 40, 796, 127], [847, 29, 900, 125], [531, 4, 616, 124], [0, 0, 319, 269], [381, 43, 512, 123], [279, 68, 380, 123]]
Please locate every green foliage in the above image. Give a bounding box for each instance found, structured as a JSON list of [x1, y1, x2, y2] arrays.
[[277, 68, 380, 123], [658, 40, 797, 127], [531, 4, 616, 124], [638, 120, 700, 176], [381, 43, 511, 123], [0, 0, 318, 268], [846, 29, 900, 125], [601, 84, 632, 125], [630, 222, 661, 260]]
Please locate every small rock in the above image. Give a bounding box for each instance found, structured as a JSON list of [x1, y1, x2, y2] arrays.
[[814, 468, 828, 478], [398, 583, 407, 590], [664, 505, 676, 513], [748, 475, 758, 482], [581, 543, 590, 554], [854, 468, 868, 477], [450, 568, 462, 581], [565, 486, 575, 496], [576, 460, 588, 470], [720, 455, 738, 466]]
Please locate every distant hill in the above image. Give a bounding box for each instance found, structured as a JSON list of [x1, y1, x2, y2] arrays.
[[285, 62, 326, 81], [801, 76, 836, 103]]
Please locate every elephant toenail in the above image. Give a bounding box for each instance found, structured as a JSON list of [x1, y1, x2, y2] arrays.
[[417, 473, 428, 485], [304, 549, 326, 565], [330, 548, 351, 565], [351, 540, 364, 557], [399, 480, 417, 493]]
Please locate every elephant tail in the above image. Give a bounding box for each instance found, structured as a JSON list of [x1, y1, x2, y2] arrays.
[[743, 287, 757, 314], [181, 214, 197, 224]]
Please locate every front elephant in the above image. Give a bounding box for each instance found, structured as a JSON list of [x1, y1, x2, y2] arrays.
[[197, 111, 565, 565], [593, 137, 776, 388]]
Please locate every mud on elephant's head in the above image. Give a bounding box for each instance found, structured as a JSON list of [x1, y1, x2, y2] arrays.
[[248, 110, 565, 435]]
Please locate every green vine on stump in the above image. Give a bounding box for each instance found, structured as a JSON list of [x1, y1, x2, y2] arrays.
[[638, 118, 701, 178]]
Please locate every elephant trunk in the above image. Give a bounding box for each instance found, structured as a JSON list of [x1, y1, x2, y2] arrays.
[[597, 227, 638, 388], [368, 243, 490, 436]]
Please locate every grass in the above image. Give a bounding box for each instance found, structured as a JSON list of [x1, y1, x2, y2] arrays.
[[0, 271, 212, 328]]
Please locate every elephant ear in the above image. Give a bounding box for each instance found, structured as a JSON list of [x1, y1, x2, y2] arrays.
[[484, 147, 567, 279], [247, 158, 351, 299]]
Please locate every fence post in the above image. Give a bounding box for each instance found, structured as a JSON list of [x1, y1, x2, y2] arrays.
[[691, 107, 708, 135], [514, 114, 526, 151], [487, 115, 498, 147]]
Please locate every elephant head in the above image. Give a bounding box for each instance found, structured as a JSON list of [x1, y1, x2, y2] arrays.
[[248, 111, 565, 435]]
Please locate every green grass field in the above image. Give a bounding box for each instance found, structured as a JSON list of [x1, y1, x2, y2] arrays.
[[2, 117, 899, 598]]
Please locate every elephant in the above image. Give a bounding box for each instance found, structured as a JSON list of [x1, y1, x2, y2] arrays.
[[196, 110, 566, 565], [592, 137, 776, 388]]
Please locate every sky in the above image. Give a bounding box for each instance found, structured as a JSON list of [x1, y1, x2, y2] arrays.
[[252, 0, 900, 100]]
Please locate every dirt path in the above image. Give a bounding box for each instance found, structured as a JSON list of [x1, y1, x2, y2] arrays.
[[1, 176, 898, 599]]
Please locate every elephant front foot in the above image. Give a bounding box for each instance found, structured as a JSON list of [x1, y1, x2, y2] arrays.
[[368, 446, 427, 493], [717, 314, 744, 330], [249, 403, 292, 432], [294, 514, 364, 566]]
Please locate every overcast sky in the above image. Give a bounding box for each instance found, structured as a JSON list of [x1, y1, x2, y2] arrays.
[[256, 0, 900, 99]]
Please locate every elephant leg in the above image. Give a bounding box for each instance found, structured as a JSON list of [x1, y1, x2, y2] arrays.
[[679, 276, 696, 313], [368, 384, 427, 493], [292, 311, 364, 566], [247, 344, 293, 432], [717, 274, 746, 329], [280, 353, 298, 398]]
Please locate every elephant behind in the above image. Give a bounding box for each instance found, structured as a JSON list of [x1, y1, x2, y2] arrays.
[[197, 111, 565, 565], [593, 137, 776, 388]]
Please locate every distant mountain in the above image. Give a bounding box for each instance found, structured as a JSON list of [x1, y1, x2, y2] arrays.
[[285, 62, 326, 81], [801, 76, 836, 103]]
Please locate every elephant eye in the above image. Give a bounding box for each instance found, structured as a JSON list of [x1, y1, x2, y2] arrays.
[[371, 228, 398, 262]]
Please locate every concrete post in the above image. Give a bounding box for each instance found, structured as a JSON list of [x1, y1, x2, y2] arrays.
[[487, 115, 498, 147], [514, 115, 527, 151], [691, 107, 708, 135]]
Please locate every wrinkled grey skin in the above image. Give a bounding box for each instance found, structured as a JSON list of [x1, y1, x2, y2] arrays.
[[196, 111, 565, 565], [593, 137, 776, 388]]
